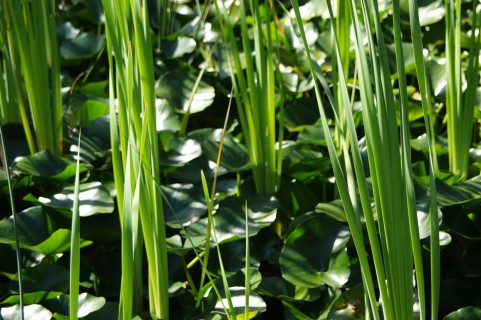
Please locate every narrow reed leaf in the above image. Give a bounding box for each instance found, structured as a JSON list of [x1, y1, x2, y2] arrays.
[[408, 1, 441, 318], [69, 130, 82, 320], [0, 120, 24, 320]]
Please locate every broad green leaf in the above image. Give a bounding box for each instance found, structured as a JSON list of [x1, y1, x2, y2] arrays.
[[10, 262, 69, 293], [60, 32, 105, 62], [163, 183, 207, 228], [280, 100, 319, 132], [42, 293, 105, 317], [56, 22, 80, 40], [0, 206, 91, 255], [257, 277, 322, 302], [0, 292, 61, 306], [68, 118, 111, 164], [326, 284, 365, 319], [435, 179, 479, 207], [156, 70, 215, 114], [190, 129, 250, 172], [297, 125, 327, 146], [444, 307, 481, 320], [400, 0, 445, 26], [0, 304, 52, 320], [280, 71, 313, 93], [315, 200, 346, 222], [69, 94, 109, 123], [212, 287, 266, 319], [159, 133, 202, 168], [156, 99, 180, 132], [81, 302, 119, 320], [280, 214, 350, 288], [161, 36, 196, 59], [282, 142, 330, 182], [38, 181, 114, 217], [0, 123, 30, 166], [183, 195, 278, 246], [14, 151, 89, 180]]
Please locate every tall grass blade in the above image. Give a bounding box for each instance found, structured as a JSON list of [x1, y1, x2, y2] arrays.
[[214, 0, 280, 195], [102, 0, 169, 317], [0, 121, 24, 320], [69, 130, 82, 320], [445, 0, 481, 179], [1, 0, 62, 155], [408, 1, 441, 318]]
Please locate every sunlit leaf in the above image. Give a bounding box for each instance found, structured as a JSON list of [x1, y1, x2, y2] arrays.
[[280, 214, 350, 288], [38, 181, 113, 217], [156, 70, 215, 114]]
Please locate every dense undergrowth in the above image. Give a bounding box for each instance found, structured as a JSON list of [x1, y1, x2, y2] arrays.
[[1, 0, 481, 319]]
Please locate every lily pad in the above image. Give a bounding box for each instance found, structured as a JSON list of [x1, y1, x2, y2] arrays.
[[183, 195, 278, 246], [161, 36, 196, 59], [158, 133, 202, 168], [257, 277, 322, 302], [0, 206, 91, 255], [444, 307, 481, 320], [156, 98, 180, 132], [190, 129, 250, 172], [38, 181, 114, 217], [43, 293, 105, 317], [156, 69, 215, 114], [163, 183, 207, 228], [60, 32, 105, 63], [14, 151, 89, 180], [280, 213, 351, 288], [0, 304, 52, 320]]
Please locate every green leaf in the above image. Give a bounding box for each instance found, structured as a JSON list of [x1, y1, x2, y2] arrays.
[[163, 183, 207, 228], [156, 99, 180, 132], [184, 195, 278, 246], [257, 277, 322, 302], [0, 304, 52, 320], [326, 284, 365, 319], [190, 129, 251, 172], [280, 214, 350, 288], [0, 206, 91, 255], [0, 292, 61, 306], [315, 200, 346, 222], [161, 36, 196, 59], [280, 100, 319, 132], [14, 151, 89, 180], [38, 181, 114, 217], [43, 293, 105, 317], [60, 32, 105, 62], [282, 142, 330, 182], [444, 307, 481, 320], [159, 133, 202, 168], [156, 70, 215, 114], [11, 262, 69, 293], [68, 118, 111, 164]]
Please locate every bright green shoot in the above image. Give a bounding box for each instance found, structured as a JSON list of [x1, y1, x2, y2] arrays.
[[70, 130, 82, 320], [214, 0, 280, 195], [0, 120, 24, 320], [0, 0, 62, 156], [445, 0, 481, 180], [102, 0, 169, 318], [291, 0, 440, 319]]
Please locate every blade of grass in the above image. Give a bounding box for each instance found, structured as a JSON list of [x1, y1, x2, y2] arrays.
[[408, 1, 440, 318], [103, 0, 170, 317], [214, 0, 280, 195], [2, 0, 62, 155], [289, 2, 380, 318], [197, 87, 233, 306], [0, 120, 24, 320], [69, 130, 82, 320]]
